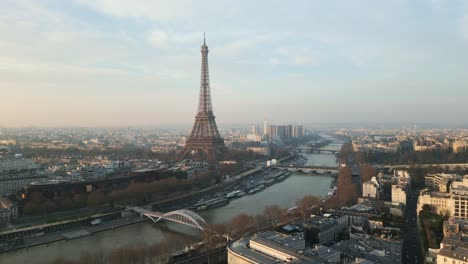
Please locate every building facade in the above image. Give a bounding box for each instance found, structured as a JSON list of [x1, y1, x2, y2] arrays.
[[391, 185, 407, 206], [417, 177, 468, 218], [417, 190, 451, 215], [0, 197, 17, 223], [0, 157, 46, 196], [228, 231, 341, 264], [425, 173, 461, 192], [362, 177, 380, 199]]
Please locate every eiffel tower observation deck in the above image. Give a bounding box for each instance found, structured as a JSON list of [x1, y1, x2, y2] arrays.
[[181, 34, 228, 161]]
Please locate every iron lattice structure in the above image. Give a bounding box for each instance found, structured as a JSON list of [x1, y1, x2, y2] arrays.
[[181, 35, 228, 161]]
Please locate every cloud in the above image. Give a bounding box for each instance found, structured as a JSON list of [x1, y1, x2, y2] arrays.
[[291, 54, 319, 66], [275, 48, 320, 66], [460, 14, 468, 40], [147, 30, 169, 48], [269, 58, 280, 65], [1, 0, 468, 126], [0, 56, 134, 75], [146, 30, 204, 48], [173, 32, 202, 45], [217, 33, 279, 56], [211, 82, 234, 95], [72, 0, 211, 22]]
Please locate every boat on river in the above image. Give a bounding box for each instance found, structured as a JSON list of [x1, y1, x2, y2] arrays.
[[236, 191, 246, 197], [196, 198, 229, 211], [225, 190, 242, 199]]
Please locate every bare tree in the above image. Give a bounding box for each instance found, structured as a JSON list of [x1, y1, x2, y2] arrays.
[[323, 196, 339, 210], [336, 167, 357, 205], [360, 165, 376, 182], [229, 213, 254, 239], [296, 195, 320, 219], [263, 205, 283, 227]]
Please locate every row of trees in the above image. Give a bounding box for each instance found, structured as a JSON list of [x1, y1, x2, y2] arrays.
[[227, 195, 322, 239], [322, 164, 376, 208], [354, 148, 468, 165], [338, 138, 468, 166], [15, 145, 180, 161], [22, 172, 215, 215]]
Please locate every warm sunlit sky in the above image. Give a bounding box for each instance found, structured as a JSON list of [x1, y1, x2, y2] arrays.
[[1, 0, 468, 127]]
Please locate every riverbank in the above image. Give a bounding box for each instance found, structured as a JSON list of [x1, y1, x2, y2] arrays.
[[0, 165, 268, 254], [0, 136, 343, 263], [0, 173, 335, 264], [0, 214, 148, 254]]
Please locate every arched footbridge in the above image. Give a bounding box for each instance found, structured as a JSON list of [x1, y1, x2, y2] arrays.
[[130, 207, 209, 232]]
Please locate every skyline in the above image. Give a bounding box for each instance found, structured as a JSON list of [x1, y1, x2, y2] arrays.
[[1, 1, 468, 127]]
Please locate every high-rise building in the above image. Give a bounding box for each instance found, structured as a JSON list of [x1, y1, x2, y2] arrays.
[[181, 35, 227, 161], [269, 124, 277, 141], [276, 125, 287, 140], [293, 125, 304, 138], [261, 122, 305, 142], [251, 124, 259, 135], [286, 124, 293, 138], [263, 120, 270, 136]]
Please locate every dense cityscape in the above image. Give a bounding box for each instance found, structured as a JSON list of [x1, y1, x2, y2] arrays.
[[1, 123, 468, 264], [2, 1, 468, 264]]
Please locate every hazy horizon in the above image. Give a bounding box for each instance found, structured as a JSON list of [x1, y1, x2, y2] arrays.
[[1, 1, 468, 127], [1, 121, 467, 131]]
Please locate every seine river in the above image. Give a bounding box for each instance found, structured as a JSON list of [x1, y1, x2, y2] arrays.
[[0, 135, 342, 264]]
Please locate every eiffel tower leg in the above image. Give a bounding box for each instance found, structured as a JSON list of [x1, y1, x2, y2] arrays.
[[180, 147, 193, 161], [206, 148, 215, 162]]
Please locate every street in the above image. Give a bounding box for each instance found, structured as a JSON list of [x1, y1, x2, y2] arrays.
[[401, 187, 423, 264]]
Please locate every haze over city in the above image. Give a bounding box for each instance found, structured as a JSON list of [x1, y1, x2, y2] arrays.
[[2, 1, 468, 264], [1, 0, 468, 127]]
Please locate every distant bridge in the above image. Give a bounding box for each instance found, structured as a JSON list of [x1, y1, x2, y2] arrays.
[[131, 207, 208, 232], [385, 163, 468, 170], [274, 165, 339, 172], [294, 148, 339, 154]]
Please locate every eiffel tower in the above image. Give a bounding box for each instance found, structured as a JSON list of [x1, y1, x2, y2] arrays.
[[181, 34, 228, 161]]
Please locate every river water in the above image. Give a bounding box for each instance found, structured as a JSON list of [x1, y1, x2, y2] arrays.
[[0, 135, 342, 264]]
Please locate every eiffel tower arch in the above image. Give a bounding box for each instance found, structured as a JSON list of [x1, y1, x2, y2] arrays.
[[181, 34, 228, 162]]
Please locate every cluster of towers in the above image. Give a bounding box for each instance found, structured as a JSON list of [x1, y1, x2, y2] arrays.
[[262, 122, 305, 142]]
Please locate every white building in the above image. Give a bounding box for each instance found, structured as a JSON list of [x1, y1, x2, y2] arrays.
[[394, 170, 411, 190], [437, 233, 468, 264], [391, 185, 407, 206], [417, 190, 451, 215], [228, 231, 341, 264], [246, 146, 270, 156], [417, 176, 468, 218], [362, 176, 380, 199], [425, 173, 461, 192], [0, 157, 46, 195], [246, 133, 262, 142], [452, 140, 467, 153], [450, 178, 468, 219], [0, 158, 39, 172]]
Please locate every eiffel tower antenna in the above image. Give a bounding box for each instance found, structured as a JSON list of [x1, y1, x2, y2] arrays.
[[181, 34, 227, 161]]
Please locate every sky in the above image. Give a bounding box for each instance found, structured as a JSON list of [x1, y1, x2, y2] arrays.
[[0, 0, 468, 127]]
